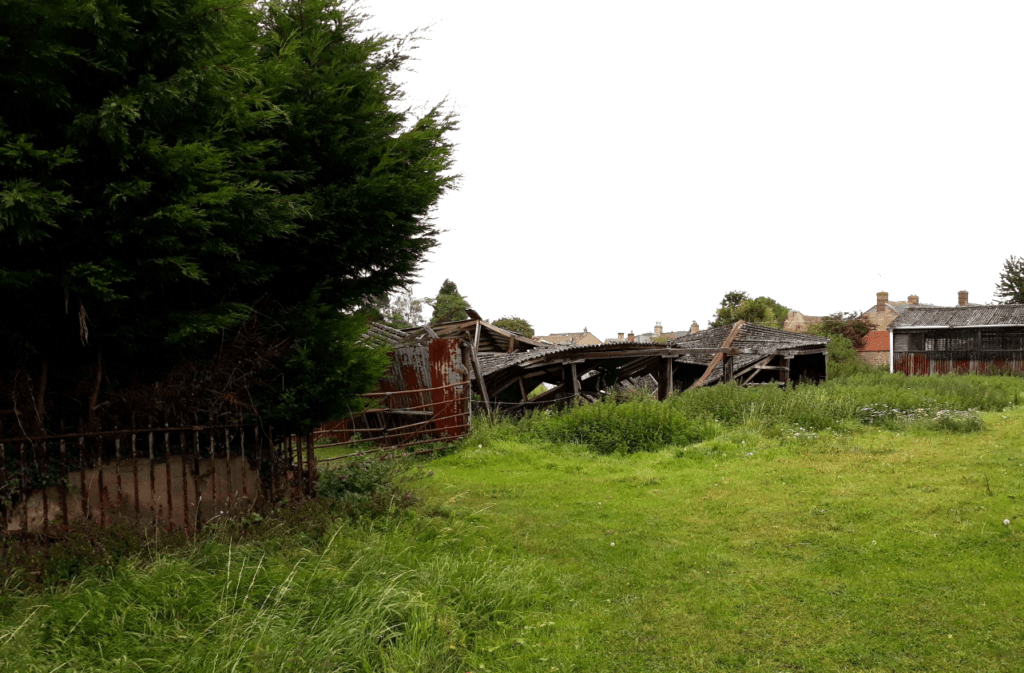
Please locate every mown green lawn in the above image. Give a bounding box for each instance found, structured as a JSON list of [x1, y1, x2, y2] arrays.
[[2, 401, 1023, 672], [418, 409, 1024, 672]]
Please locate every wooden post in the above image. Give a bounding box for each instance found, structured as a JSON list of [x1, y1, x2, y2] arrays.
[[307, 432, 316, 497], [781, 356, 792, 387], [566, 363, 581, 399], [469, 345, 491, 415], [722, 353, 734, 383], [518, 376, 528, 402], [658, 357, 674, 401], [473, 321, 482, 351]]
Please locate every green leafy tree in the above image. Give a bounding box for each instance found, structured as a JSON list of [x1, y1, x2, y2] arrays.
[[492, 316, 534, 338], [0, 0, 456, 432], [808, 312, 873, 349], [711, 292, 789, 329], [995, 255, 1024, 304], [428, 279, 471, 324], [371, 289, 428, 329]]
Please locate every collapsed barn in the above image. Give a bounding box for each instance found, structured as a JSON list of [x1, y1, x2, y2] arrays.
[[667, 321, 829, 389], [471, 320, 829, 411], [315, 316, 546, 447], [889, 305, 1024, 375], [320, 318, 829, 447]]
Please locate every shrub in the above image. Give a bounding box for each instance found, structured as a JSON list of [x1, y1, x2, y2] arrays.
[[317, 454, 433, 517], [518, 400, 716, 454]]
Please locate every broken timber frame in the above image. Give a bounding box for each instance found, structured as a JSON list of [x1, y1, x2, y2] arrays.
[[687, 320, 746, 390]]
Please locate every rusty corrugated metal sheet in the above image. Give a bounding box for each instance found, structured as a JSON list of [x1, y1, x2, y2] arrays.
[[377, 342, 434, 411], [894, 353, 1024, 376], [429, 339, 466, 438]]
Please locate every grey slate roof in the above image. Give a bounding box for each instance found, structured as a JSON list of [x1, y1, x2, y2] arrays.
[[668, 323, 827, 351], [889, 305, 1024, 329], [667, 323, 829, 386]]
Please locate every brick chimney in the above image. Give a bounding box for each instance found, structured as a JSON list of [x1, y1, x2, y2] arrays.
[[617, 332, 624, 341], [958, 290, 969, 306], [908, 294, 919, 305], [690, 321, 699, 334], [627, 331, 634, 342], [654, 321, 662, 336], [877, 291, 888, 310]]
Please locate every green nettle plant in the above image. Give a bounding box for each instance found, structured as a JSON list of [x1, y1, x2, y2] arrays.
[[0, 0, 457, 433]]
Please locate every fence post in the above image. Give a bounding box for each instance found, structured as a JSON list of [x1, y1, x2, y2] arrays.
[[307, 433, 316, 497], [0, 440, 6, 535], [38, 439, 49, 537], [179, 432, 189, 534], [166, 424, 177, 529]]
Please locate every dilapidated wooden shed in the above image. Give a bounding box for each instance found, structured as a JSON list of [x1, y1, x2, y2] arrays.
[[667, 322, 829, 389], [889, 305, 1024, 375], [467, 320, 829, 411]]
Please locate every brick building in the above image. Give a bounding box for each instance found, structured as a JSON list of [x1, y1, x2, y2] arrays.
[[857, 290, 976, 366], [890, 304, 1024, 375], [536, 328, 603, 346], [857, 330, 891, 367], [782, 310, 824, 332]]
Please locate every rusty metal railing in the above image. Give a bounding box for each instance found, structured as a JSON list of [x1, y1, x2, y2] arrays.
[[0, 425, 314, 537], [313, 380, 472, 463]]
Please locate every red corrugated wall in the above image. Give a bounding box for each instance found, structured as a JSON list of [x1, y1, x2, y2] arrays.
[[894, 354, 1024, 375]]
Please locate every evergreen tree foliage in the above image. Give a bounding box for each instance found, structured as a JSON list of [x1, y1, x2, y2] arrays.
[[0, 0, 456, 432], [710, 292, 789, 329], [995, 255, 1024, 304], [428, 279, 471, 324], [492, 316, 534, 338]]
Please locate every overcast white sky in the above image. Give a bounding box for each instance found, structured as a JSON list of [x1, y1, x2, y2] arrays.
[[364, 1, 1022, 340]]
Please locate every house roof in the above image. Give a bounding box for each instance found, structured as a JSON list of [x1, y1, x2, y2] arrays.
[[535, 331, 602, 346], [858, 331, 890, 352], [889, 305, 1024, 329]]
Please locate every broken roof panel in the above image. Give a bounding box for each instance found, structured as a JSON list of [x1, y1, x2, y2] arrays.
[[361, 321, 413, 347], [667, 322, 829, 388], [404, 318, 545, 353]]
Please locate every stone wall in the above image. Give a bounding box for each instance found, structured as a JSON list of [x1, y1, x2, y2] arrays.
[[858, 350, 889, 367]]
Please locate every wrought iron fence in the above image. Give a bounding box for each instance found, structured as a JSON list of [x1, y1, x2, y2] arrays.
[[0, 425, 313, 537]]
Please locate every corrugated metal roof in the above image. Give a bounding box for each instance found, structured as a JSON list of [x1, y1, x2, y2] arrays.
[[361, 321, 412, 347], [890, 305, 1024, 329]]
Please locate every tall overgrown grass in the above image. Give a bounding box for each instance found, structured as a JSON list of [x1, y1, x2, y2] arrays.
[[0, 515, 548, 672], [482, 372, 1024, 454]]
